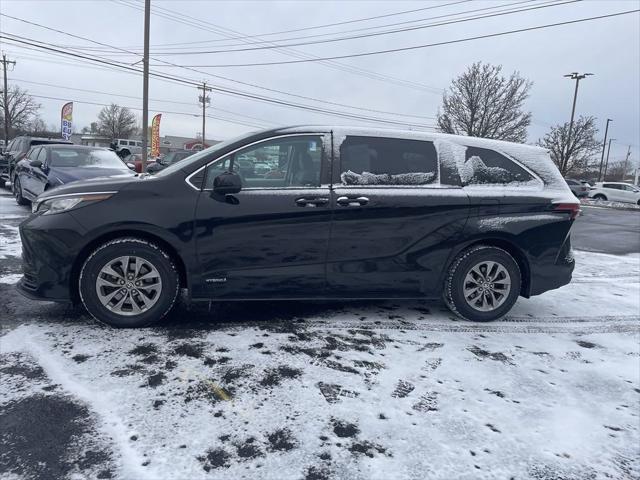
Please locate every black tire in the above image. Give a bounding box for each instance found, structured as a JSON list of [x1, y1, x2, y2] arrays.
[[79, 238, 179, 327], [593, 194, 607, 201], [443, 245, 521, 322], [13, 177, 29, 206]]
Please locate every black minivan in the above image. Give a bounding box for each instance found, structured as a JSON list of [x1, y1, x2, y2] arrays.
[[18, 126, 579, 327]]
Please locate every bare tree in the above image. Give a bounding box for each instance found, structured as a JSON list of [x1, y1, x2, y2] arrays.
[[97, 104, 137, 139], [437, 62, 532, 143], [537, 116, 601, 176], [0, 85, 41, 139]]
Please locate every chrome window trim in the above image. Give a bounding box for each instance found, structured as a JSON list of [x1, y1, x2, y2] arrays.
[[184, 133, 326, 191]]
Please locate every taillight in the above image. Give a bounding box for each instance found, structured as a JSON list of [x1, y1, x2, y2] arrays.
[[553, 203, 581, 220]]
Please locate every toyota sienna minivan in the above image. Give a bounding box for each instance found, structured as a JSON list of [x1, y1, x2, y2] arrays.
[[18, 126, 579, 327]]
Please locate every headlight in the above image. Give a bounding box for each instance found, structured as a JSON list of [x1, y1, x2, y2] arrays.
[[33, 192, 115, 215]]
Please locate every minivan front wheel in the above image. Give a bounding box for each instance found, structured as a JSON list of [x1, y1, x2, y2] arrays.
[[79, 238, 179, 327], [444, 246, 521, 322]]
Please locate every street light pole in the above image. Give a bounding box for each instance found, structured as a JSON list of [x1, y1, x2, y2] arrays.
[[563, 72, 593, 174], [598, 118, 612, 181], [141, 0, 150, 173], [603, 138, 615, 180]]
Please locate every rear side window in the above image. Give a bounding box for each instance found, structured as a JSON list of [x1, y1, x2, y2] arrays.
[[566, 179, 578, 185], [603, 184, 620, 189], [460, 147, 534, 185], [340, 136, 438, 186]]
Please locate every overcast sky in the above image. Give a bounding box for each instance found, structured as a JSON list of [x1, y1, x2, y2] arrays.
[[0, 0, 638, 166]]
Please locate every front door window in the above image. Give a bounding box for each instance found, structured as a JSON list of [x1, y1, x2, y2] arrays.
[[204, 136, 323, 189]]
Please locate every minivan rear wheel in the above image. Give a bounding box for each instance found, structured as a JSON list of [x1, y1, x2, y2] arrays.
[[444, 245, 521, 322], [79, 238, 179, 327]]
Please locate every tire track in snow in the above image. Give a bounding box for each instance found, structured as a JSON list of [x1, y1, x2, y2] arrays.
[[0, 327, 153, 480]]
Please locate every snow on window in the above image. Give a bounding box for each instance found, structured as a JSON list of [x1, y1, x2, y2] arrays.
[[340, 170, 435, 186], [340, 136, 438, 186], [460, 147, 534, 186]]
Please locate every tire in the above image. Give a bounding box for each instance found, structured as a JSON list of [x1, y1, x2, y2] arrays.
[[443, 245, 521, 322], [593, 194, 607, 201], [13, 177, 29, 206], [79, 238, 179, 327]]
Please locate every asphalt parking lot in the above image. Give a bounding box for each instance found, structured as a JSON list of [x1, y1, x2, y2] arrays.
[[1, 189, 639, 480]]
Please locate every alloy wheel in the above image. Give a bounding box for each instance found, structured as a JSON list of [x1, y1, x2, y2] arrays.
[[95, 255, 162, 316], [463, 260, 511, 312]]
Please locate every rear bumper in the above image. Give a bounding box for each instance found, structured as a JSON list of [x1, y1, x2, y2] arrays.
[[527, 237, 575, 297]]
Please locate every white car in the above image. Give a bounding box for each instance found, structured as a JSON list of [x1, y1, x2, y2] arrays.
[[588, 182, 640, 205]]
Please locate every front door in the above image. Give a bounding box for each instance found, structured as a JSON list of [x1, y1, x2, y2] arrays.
[[327, 135, 470, 298], [193, 133, 332, 299]]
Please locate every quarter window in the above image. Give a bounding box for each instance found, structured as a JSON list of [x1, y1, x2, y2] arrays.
[[204, 136, 323, 189], [460, 147, 534, 185], [340, 136, 438, 186], [37, 148, 48, 163], [27, 147, 39, 161]]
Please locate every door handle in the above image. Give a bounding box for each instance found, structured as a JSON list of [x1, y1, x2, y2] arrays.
[[295, 197, 329, 207], [336, 196, 369, 206]]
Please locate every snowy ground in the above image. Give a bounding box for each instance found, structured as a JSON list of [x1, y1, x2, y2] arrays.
[[582, 198, 640, 211], [0, 193, 639, 480]]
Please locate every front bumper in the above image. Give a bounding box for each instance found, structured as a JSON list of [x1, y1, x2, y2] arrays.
[[18, 210, 88, 302]]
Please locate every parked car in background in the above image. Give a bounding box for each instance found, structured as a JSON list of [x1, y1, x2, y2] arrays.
[[565, 178, 590, 198], [18, 126, 579, 328], [112, 138, 143, 158], [1, 136, 73, 187], [123, 153, 156, 173], [13, 145, 135, 205], [146, 150, 193, 174], [588, 182, 640, 205]]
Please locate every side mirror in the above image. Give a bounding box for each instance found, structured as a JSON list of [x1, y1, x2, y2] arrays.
[[126, 162, 136, 170], [213, 171, 242, 195], [30, 160, 43, 169]]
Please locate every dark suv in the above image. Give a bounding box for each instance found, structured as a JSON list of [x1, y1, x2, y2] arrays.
[[18, 126, 579, 327], [1, 136, 73, 186]]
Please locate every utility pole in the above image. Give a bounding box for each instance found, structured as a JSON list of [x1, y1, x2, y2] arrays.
[[603, 138, 615, 180], [1, 54, 16, 145], [597, 118, 612, 181], [198, 82, 212, 150], [563, 72, 593, 174], [621, 145, 631, 181], [141, 0, 151, 172]]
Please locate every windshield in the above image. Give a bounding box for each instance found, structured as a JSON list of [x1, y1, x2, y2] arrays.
[[154, 132, 258, 178], [49, 148, 128, 169]]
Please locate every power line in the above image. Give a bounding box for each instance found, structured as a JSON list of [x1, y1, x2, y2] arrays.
[[29, 94, 267, 129], [0, 15, 440, 118], [8, 77, 279, 126], [113, 0, 442, 93], [136, 0, 580, 55], [158, 9, 639, 67], [101, 0, 473, 48], [55, 0, 530, 52], [0, 34, 436, 129]]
